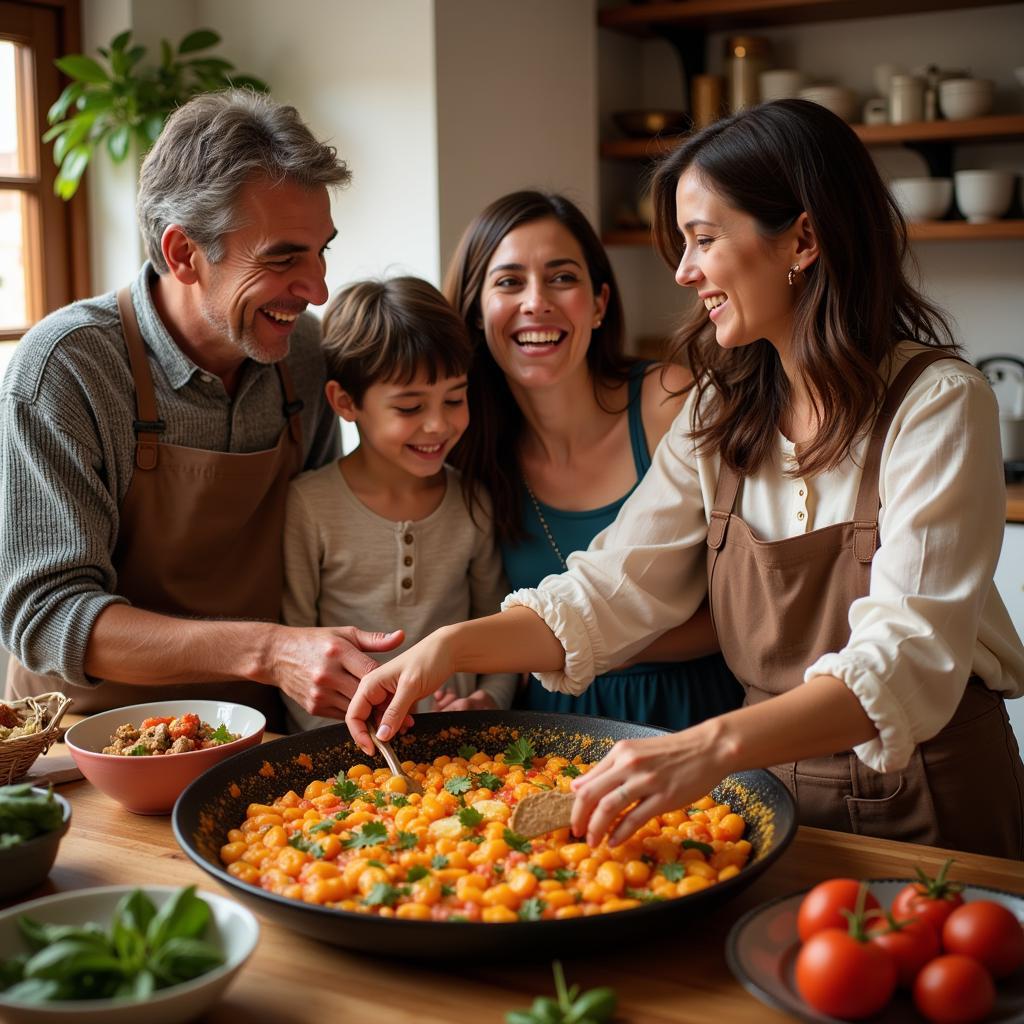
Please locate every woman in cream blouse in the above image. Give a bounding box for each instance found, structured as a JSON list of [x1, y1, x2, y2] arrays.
[[346, 100, 1024, 858]]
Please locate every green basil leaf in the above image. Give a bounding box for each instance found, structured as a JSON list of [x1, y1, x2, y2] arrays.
[[24, 939, 124, 981], [147, 936, 224, 986], [145, 886, 210, 950], [114, 889, 157, 938], [1, 977, 62, 1004], [17, 918, 108, 954]]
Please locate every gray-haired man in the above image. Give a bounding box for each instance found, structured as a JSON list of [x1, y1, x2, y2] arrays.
[[0, 91, 401, 727]]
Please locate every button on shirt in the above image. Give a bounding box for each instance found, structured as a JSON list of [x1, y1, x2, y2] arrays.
[[503, 343, 1024, 774]]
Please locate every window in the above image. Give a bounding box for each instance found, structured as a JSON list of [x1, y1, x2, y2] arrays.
[[0, 0, 87, 345]]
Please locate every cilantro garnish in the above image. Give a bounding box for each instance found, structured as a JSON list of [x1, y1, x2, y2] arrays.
[[389, 793, 409, 808], [366, 789, 387, 807], [681, 839, 714, 857], [449, 914, 468, 922], [492, 863, 504, 875], [344, 821, 388, 850], [367, 859, 385, 869], [441, 884, 455, 897], [457, 744, 477, 760], [471, 771, 502, 791], [561, 763, 581, 778], [466, 835, 485, 845], [333, 809, 352, 821], [458, 806, 483, 829], [518, 897, 546, 921], [331, 778, 362, 801], [553, 868, 576, 883], [528, 865, 548, 880], [659, 863, 686, 883], [307, 820, 334, 835], [431, 854, 449, 870], [362, 883, 407, 907], [502, 828, 532, 854], [626, 888, 665, 903], [503, 736, 536, 767], [394, 830, 418, 851], [288, 833, 324, 858], [127, 744, 150, 756], [406, 865, 429, 883], [209, 723, 235, 745], [444, 775, 472, 797]]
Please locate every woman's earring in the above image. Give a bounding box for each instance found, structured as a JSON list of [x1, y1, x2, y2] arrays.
[[787, 264, 800, 287], [593, 318, 602, 328]]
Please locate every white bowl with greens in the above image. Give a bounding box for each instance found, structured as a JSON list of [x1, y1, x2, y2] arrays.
[[0, 885, 258, 1023]]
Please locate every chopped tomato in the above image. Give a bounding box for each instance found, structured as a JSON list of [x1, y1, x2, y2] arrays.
[[169, 712, 200, 740], [140, 716, 174, 729]]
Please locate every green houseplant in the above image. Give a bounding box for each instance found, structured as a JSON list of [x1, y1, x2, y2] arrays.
[[43, 29, 268, 199]]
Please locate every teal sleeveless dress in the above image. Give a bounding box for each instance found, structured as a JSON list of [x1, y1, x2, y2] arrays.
[[502, 363, 744, 730]]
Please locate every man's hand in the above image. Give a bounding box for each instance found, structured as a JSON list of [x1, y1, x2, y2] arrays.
[[266, 625, 404, 719]]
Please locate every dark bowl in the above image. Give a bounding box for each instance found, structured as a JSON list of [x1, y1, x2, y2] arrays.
[[0, 788, 72, 900], [613, 109, 691, 137], [172, 712, 796, 959]]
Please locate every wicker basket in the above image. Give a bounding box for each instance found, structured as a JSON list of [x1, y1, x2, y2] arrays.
[[0, 692, 73, 785]]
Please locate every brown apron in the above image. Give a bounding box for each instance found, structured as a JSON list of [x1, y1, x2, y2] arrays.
[[6, 287, 304, 730], [707, 349, 1024, 858]]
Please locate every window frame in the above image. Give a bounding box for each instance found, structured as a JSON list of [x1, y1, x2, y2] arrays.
[[0, 0, 88, 342]]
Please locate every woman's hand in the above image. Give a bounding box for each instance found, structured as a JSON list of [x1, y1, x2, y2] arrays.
[[432, 688, 499, 712], [570, 723, 731, 847], [345, 629, 456, 754]]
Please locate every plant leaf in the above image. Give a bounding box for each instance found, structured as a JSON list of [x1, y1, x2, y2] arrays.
[[106, 124, 130, 161], [110, 30, 132, 52], [145, 886, 210, 950], [147, 937, 224, 986], [113, 889, 157, 941], [225, 74, 269, 93], [55, 55, 109, 84], [141, 114, 166, 146], [47, 82, 84, 124], [54, 143, 92, 199], [177, 29, 220, 54]]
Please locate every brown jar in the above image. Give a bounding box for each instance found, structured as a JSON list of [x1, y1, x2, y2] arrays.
[[725, 36, 770, 113]]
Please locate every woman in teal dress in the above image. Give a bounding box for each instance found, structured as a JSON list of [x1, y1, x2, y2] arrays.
[[440, 191, 742, 729]]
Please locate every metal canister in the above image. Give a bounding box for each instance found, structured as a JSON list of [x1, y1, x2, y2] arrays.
[[691, 74, 726, 128], [725, 36, 770, 113]]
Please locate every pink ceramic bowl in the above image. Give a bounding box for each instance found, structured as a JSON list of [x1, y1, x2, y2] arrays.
[[65, 700, 265, 815]]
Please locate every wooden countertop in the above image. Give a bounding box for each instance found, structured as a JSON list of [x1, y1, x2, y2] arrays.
[[1008, 483, 1024, 524], [6, 739, 1023, 1023]]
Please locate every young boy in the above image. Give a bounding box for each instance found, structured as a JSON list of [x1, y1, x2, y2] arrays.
[[282, 277, 516, 732]]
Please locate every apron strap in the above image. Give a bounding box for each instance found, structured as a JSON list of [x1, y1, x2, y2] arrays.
[[274, 361, 304, 452], [707, 461, 741, 550], [116, 287, 163, 472], [851, 348, 962, 562]]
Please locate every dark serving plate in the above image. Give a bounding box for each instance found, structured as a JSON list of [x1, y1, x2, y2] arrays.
[[172, 711, 796, 959]]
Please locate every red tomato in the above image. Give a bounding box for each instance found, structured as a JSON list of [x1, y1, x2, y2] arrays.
[[912, 954, 995, 1024], [868, 915, 941, 987], [795, 928, 897, 1019], [941, 900, 1024, 978], [797, 879, 881, 942], [892, 860, 965, 932]]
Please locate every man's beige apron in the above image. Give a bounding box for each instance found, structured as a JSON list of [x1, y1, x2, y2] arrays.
[[7, 288, 304, 730], [707, 349, 1024, 858]]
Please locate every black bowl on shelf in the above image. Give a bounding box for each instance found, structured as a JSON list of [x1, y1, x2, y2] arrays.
[[172, 711, 796, 960], [613, 109, 691, 137]]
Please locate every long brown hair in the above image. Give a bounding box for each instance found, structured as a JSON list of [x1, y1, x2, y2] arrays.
[[444, 191, 633, 543], [651, 99, 958, 477]]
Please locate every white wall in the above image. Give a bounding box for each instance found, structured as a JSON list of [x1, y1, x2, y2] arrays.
[[434, 0, 599, 274], [599, 3, 1024, 364]]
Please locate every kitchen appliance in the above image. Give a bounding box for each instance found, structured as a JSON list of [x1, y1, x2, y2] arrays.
[[173, 711, 797, 959], [977, 355, 1024, 481]]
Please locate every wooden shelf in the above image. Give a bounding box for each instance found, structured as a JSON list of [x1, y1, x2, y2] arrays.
[[603, 221, 1024, 246], [601, 114, 1024, 160], [599, 0, 1022, 34]]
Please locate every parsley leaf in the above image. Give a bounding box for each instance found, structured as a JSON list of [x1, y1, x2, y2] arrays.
[[503, 736, 536, 767], [682, 839, 714, 857], [363, 882, 406, 907], [331, 778, 362, 801], [441, 884, 455, 897], [431, 854, 449, 870], [659, 863, 685, 883], [626, 888, 665, 903], [444, 775, 472, 797], [333, 809, 352, 821], [457, 744, 477, 760], [344, 821, 388, 850], [561, 763, 581, 778], [394, 831, 418, 851], [528, 865, 548, 880], [502, 828, 532, 854], [366, 790, 387, 807], [492, 863, 504, 875], [127, 744, 150, 756], [458, 806, 483, 829], [471, 771, 502, 792], [553, 868, 576, 883], [518, 897, 546, 921], [288, 833, 324, 858], [466, 835, 485, 845], [389, 793, 409, 808], [307, 820, 335, 835], [367, 859, 385, 869], [406, 865, 429, 883], [209, 723, 236, 745]]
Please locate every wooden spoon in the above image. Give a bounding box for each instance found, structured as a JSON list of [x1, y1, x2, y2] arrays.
[[509, 790, 576, 838], [369, 728, 424, 796]]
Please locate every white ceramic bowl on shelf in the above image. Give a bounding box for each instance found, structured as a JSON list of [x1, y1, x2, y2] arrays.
[[759, 69, 805, 102], [797, 85, 859, 123], [889, 177, 953, 222], [954, 169, 1016, 224], [938, 78, 994, 120]]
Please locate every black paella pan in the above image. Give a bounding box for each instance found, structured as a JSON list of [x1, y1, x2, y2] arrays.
[[172, 711, 796, 959]]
